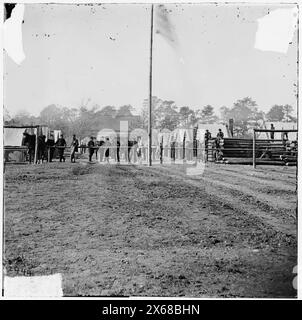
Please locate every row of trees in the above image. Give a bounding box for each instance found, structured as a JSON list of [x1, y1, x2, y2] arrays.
[[4, 97, 297, 138], [139, 96, 218, 131], [4, 104, 139, 138]]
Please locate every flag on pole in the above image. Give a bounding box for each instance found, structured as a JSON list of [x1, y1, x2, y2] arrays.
[[155, 4, 178, 48]]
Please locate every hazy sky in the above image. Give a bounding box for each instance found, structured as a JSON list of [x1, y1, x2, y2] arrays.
[[4, 3, 298, 116]]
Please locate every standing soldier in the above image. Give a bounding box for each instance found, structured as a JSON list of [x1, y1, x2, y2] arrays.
[[104, 137, 110, 163], [22, 132, 36, 163], [137, 136, 143, 165], [56, 134, 67, 162], [98, 137, 105, 162], [36, 135, 46, 164], [170, 139, 176, 163], [70, 134, 79, 163], [204, 130, 211, 162], [116, 138, 120, 164], [270, 123, 275, 140], [88, 136, 95, 162], [46, 133, 55, 162], [93, 137, 98, 160]]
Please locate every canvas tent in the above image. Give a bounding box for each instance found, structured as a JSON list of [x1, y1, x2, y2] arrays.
[[4, 125, 50, 164], [4, 127, 26, 147], [53, 130, 62, 143], [4, 126, 39, 163]]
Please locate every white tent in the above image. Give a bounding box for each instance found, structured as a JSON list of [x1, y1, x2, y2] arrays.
[[4, 127, 26, 146]]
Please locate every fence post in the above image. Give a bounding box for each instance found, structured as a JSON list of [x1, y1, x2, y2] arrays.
[[253, 129, 256, 168]]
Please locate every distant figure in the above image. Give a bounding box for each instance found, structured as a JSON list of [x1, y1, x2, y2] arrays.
[[159, 139, 164, 164], [70, 134, 79, 163], [132, 138, 138, 163], [37, 135, 46, 164], [104, 137, 110, 163], [88, 136, 95, 162], [270, 124, 275, 140], [98, 137, 105, 162], [22, 132, 36, 163], [46, 134, 55, 162], [116, 139, 120, 163], [127, 140, 137, 163], [214, 138, 224, 161], [56, 134, 67, 162], [170, 140, 176, 163], [281, 131, 289, 145], [289, 140, 298, 156], [203, 130, 211, 161], [93, 137, 98, 159], [137, 136, 143, 165], [204, 129, 211, 140], [217, 128, 224, 140]]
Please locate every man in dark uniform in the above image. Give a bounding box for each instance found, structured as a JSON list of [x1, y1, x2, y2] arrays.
[[70, 134, 79, 163], [46, 133, 55, 162], [93, 137, 98, 160], [170, 140, 176, 163], [203, 130, 211, 161], [98, 137, 105, 162], [88, 136, 95, 162], [56, 134, 67, 162], [127, 140, 137, 163], [270, 123, 275, 140], [116, 138, 120, 163], [217, 128, 224, 139], [22, 132, 36, 163], [205, 129, 211, 140], [37, 135, 46, 163]]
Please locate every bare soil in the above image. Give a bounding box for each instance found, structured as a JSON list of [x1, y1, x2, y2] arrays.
[[3, 160, 297, 297]]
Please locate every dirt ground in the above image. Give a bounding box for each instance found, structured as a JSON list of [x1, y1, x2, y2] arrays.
[[3, 159, 297, 297]]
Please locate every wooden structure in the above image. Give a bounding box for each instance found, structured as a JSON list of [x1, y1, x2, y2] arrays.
[[252, 129, 298, 168], [204, 129, 298, 167]]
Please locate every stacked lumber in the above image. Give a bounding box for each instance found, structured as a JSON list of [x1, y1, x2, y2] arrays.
[[206, 138, 297, 166]]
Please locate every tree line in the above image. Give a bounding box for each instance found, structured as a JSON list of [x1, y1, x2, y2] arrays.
[[4, 97, 296, 139]]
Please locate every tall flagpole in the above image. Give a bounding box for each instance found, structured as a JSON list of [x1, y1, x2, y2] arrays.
[[148, 4, 154, 166]]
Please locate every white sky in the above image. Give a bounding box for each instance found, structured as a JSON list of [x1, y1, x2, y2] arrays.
[[3, 3, 298, 117]]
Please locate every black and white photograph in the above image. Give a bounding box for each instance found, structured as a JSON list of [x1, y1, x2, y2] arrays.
[[1, 1, 299, 299]]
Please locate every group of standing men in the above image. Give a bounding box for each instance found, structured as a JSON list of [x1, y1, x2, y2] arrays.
[[86, 136, 142, 164], [54, 134, 79, 163], [203, 128, 225, 161], [87, 136, 112, 163], [22, 132, 80, 163]]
